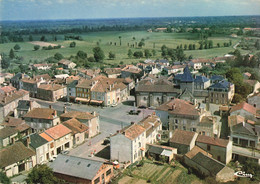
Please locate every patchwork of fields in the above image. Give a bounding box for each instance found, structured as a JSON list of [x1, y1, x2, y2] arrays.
[[0, 31, 245, 66]]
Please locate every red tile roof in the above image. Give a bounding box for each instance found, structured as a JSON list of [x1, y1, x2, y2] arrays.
[[38, 83, 65, 91], [170, 129, 198, 145], [230, 101, 257, 115], [120, 123, 146, 140], [60, 111, 97, 120], [196, 135, 229, 148], [0, 86, 16, 94], [185, 146, 212, 159], [44, 124, 72, 140]]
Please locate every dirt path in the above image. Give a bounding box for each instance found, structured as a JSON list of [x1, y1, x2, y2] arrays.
[[28, 41, 65, 48]]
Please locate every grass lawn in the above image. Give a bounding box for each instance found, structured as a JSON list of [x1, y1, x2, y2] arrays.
[[0, 31, 247, 66], [117, 160, 203, 184]]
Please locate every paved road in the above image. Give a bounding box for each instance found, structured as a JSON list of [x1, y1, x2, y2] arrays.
[[32, 97, 154, 159]]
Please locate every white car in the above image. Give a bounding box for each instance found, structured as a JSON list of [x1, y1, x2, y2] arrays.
[[50, 155, 57, 162], [111, 103, 117, 107]]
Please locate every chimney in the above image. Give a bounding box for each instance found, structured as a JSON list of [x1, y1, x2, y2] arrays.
[[29, 101, 33, 110], [172, 104, 176, 110], [26, 136, 31, 148], [63, 106, 67, 113], [92, 111, 96, 116], [242, 121, 245, 127], [49, 105, 52, 109], [109, 85, 112, 91], [80, 124, 83, 129]]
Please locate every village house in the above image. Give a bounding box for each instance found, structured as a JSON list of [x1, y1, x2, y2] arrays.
[[138, 114, 162, 144], [210, 75, 225, 84], [230, 122, 260, 149], [37, 83, 67, 102], [135, 78, 181, 108], [0, 142, 36, 177], [228, 115, 245, 127], [67, 80, 79, 102], [169, 129, 198, 154], [23, 107, 60, 131], [21, 77, 47, 97], [247, 92, 260, 108], [63, 118, 89, 145], [75, 79, 96, 104], [189, 58, 214, 70], [195, 135, 232, 164], [0, 126, 18, 148], [110, 122, 146, 163], [60, 109, 99, 138], [104, 68, 121, 78], [32, 63, 53, 70], [0, 73, 13, 84], [24, 133, 51, 164], [184, 147, 234, 182], [0, 117, 31, 139], [230, 101, 259, 123], [244, 79, 260, 95], [0, 89, 29, 120], [194, 76, 210, 90], [16, 100, 41, 118], [39, 132, 56, 160], [121, 65, 143, 82], [10, 73, 27, 90], [197, 116, 219, 137], [77, 68, 101, 79], [50, 155, 114, 184], [58, 59, 76, 69], [0, 86, 16, 96], [208, 80, 235, 105], [43, 124, 72, 155]]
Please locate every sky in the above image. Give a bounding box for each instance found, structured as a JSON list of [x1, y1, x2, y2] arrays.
[[1, 0, 260, 21]]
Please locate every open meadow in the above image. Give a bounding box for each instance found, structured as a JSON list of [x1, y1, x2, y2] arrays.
[[0, 31, 247, 66]]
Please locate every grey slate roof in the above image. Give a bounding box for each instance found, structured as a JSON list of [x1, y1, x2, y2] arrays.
[[28, 133, 48, 150], [0, 127, 18, 139], [210, 75, 224, 82], [135, 84, 180, 93], [174, 66, 194, 83], [191, 152, 225, 175], [17, 100, 30, 111], [67, 80, 79, 88], [149, 145, 164, 155], [210, 80, 232, 89], [50, 154, 104, 180], [11, 73, 23, 81], [194, 76, 209, 83], [232, 123, 260, 136]]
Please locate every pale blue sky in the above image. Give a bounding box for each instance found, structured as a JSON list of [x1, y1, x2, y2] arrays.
[[1, 0, 260, 21]]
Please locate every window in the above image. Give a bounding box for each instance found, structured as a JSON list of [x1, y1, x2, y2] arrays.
[[175, 119, 178, 124], [183, 126, 186, 130], [207, 145, 211, 151], [175, 125, 178, 129], [139, 142, 141, 148], [94, 177, 100, 184], [143, 97, 147, 100], [106, 169, 112, 176], [192, 128, 196, 132], [233, 137, 238, 144], [77, 137, 79, 141]]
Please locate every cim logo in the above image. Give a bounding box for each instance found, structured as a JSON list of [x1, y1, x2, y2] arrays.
[[234, 171, 253, 178]]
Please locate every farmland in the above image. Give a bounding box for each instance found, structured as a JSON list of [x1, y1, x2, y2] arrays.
[[0, 31, 247, 67]]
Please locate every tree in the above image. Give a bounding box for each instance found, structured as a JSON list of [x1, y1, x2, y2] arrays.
[[54, 53, 64, 60], [118, 36, 122, 46], [34, 45, 40, 51], [20, 64, 29, 73], [93, 47, 105, 62], [138, 41, 145, 48], [217, 43, 220, 48], [127, 49, 133, 58], [1, 54, 11, 69], [144, 49, 152, 58], [109, 51, 116, 60], [209, 40, 213, 49], [70, 41, 76, 48], [199, 66, 210, 75], [14, 44, 21, 51], [77, 50, 87, 59], [184, 44, 187, 50], [29, 35, 33, 41], [9, 49, 15, 59], [88, 57, 95, 62], [40, 36, 46, 41], [26, 165, 60, 184], [133, 51, 143, 58], [0, 171, 10, 184], [188, 44, 192, 50], [255, 40, 260, 50]]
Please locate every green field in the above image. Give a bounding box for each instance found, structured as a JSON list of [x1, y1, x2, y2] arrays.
[[0, 31, 247, 66]]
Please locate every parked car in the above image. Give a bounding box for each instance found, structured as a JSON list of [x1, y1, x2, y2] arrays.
[[61, 150, 70, 155], [111, 103, 118, 107], [129, 110, 141, 115], [50, 155, 57, 162], [103, 138, 110, 145], [65, 102, 72, 106], [138, 105, 146, 109]]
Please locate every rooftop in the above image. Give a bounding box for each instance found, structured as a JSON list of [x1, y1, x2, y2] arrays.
[[209, 80, 233, 89], [0, 142, 35, 168], [44, 124, 72, 140], [60, 111, 97, 120], [185, 146, 212, 159], [196, 135, 229, 148], [63, 118, 89, 135], [170, 129, 198, 146], [119, 123, 146, 140], [0, 127, 18, 139], [230, 101, 257, 115], [28, 133, 48, 149], [0, 89, 29, 106], [138, 114, 161, 137], [38, 83, 65, 91], [23, 108, 57, 120], [50, 154, 106, 180]]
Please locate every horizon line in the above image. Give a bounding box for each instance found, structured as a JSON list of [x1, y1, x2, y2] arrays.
[[1, 14, 260, 22]]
